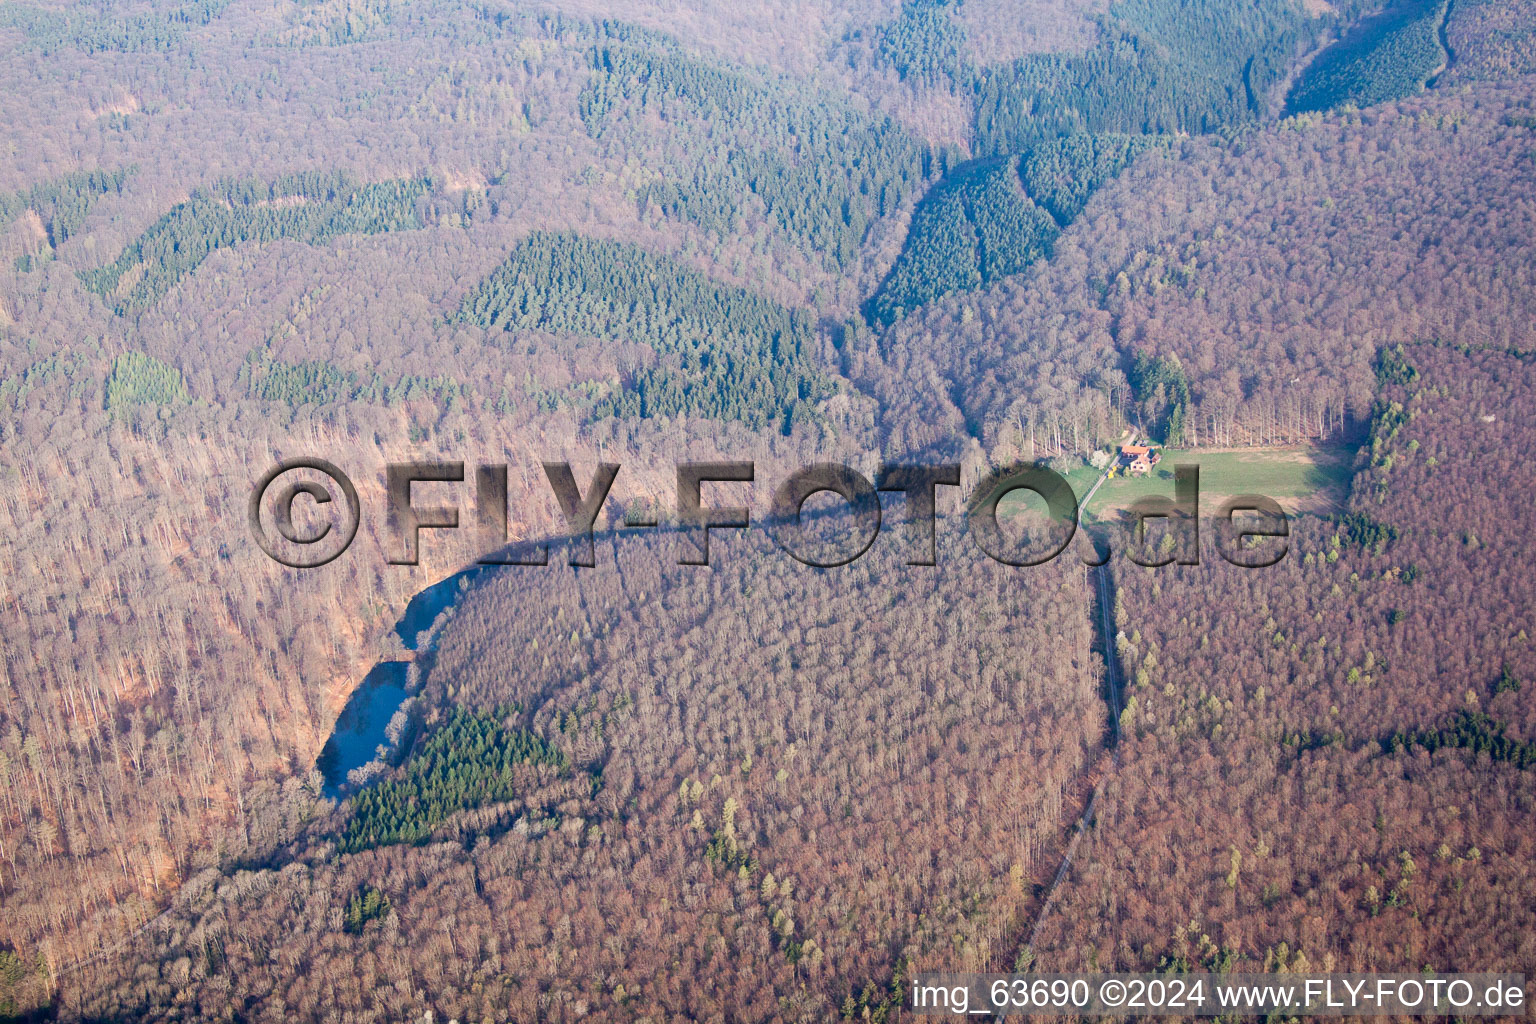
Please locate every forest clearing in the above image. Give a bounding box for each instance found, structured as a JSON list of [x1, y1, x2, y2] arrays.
[[1074, 444, 1356, 518]]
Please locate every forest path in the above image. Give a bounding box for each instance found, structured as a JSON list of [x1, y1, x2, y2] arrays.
[[52, 901, 176, 980], [1079, 464, 1110, 515], [1023, 562, 1123, 950], [998, 552, 1125, 996]]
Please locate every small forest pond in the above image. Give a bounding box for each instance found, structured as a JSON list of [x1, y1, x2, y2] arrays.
[[316, 570, 480, 796]]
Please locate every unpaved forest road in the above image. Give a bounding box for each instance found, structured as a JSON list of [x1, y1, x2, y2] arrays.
[[54, 902, 174, 979], [997, 464, 1125, 995], [985, 556, 1125, 1024], [1078, 463, 1110, 520], [1020, 562, 1124, 953]]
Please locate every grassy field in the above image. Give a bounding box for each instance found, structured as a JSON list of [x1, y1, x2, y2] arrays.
[[993, 445, 1357, 530], [1077, 445, 1356, 520]]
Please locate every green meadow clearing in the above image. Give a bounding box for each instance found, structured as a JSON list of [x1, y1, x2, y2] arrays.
[[1078, 445, 1357, 519], [999, 445, 1358, 524]]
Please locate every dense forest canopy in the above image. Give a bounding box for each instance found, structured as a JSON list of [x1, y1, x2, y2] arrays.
[[457, 231, 832, 431], [80, 171, 433, 315], [865, 156, 1059, 325], [875, 0, 969, 89], [578, 22, 940, 272], [1285, 0, 1451, 114], [70, 531, 1103, 1022], [0, 0, 228, 55], [866, 0, 1327, 325], [0, 168, 131, 251], [974, 0, 1308, 153]]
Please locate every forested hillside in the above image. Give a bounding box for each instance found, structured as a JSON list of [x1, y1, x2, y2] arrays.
[[865, 80, 1536, 457], [1445, 0, 1536, 79], [975, 0, 1309, 153], [457, 231, 831, 430], [0, 0, 228, 55], [0, 169, 130, 253], [866, 0, 1319, 325], [1030, 342, 1536, 975], [69, 534, 1103, 1021], [81, 172, 432, 315], [866, 157, 1058, 324], [1285, 0, 1450, 115], [579, 22, 939, 273]]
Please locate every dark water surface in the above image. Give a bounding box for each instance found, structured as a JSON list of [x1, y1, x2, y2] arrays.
[[316, 569, 479, 795]]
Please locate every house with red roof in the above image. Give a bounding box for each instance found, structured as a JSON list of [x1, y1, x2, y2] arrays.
[[1118, 443, 1162, 476]]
